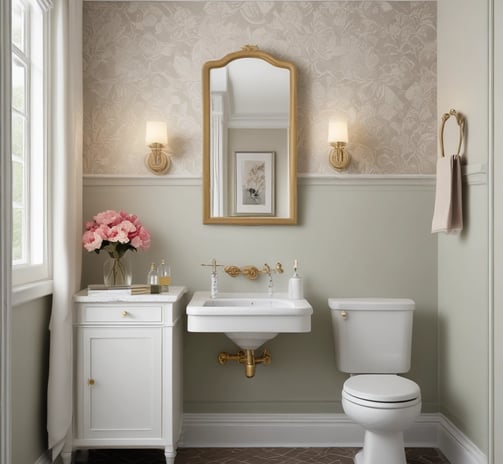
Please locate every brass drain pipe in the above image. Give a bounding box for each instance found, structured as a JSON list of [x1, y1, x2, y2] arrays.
[[218, 348, 272, 378]]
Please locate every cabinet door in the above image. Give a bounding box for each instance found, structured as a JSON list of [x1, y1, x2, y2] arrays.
[[77, 327, 162, 440]]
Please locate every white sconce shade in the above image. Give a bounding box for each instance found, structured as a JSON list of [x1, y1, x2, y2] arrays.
[[145, 121, 168, 146], [328, 120, 348, 144], [328, 119, 350, 171]]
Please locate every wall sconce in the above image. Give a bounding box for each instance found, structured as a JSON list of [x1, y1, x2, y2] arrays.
[[145, 121, 171, 175], [328, 120, 351, 171]]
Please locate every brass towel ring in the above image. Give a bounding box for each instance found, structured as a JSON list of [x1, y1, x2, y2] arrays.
[[440, 109, 465, 158]]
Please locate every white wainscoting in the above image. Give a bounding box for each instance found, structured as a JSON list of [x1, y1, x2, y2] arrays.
[[180, 413, 487, 464]]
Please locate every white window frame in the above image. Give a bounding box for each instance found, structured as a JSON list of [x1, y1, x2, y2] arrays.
[[11, 0, 51, 289]]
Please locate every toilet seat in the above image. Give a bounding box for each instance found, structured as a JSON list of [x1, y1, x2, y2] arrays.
[[343, 375, 420, 406]]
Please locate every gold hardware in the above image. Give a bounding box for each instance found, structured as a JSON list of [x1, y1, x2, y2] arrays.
[[440, 109, 465, 158], [218, 350, 245, 365], [329, 141, 351, 171], [218, 348, 272, 378], [145, 143, 171, 175], [241, 44, 259, 52], [88, 378, 95, 386], [340, 310, 348, 319], [224, 265, 260, 280], [121, 311, 128, 317], [224, 262, 283, 280]]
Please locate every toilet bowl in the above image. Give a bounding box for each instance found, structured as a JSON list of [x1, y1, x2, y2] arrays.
[[327, 298, 421, 464], [342, 374, 421, 464]]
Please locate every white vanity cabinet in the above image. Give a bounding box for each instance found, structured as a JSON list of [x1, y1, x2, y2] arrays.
[[71, 287, 187, 464]]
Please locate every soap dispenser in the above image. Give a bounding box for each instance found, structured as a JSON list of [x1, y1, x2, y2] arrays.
[[288, 259, 303, 299]]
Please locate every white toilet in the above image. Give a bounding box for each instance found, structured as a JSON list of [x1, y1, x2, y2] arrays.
[[328, 298, 421, 464]]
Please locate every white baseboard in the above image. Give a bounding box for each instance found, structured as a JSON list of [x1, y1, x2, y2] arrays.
[[437, 414, 488, 464], [180, 412, 487, 464]]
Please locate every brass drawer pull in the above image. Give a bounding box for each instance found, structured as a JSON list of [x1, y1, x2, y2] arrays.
[[88, 378, 95, 386], [121, 311, 129, 318], [340, 311, 348, 319]]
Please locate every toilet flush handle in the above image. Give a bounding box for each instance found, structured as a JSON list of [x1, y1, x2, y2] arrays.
[[340, 311, 348, 319]]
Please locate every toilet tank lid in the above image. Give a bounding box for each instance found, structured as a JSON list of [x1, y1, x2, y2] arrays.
[[328, 298, 415, 311]]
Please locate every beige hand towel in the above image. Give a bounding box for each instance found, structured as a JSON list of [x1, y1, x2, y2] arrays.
[[431, 154, 463, 234]]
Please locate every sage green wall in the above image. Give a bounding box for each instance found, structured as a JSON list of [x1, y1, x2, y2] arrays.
[[81, 180, 438, 415], [11, 296, 51, 464], [437, 0, 490, 454]]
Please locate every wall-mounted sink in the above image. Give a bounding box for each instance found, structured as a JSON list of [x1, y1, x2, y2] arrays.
[[186, 291, 313, 350]]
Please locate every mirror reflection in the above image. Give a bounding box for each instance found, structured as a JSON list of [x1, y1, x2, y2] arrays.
[[202, 46, 297, 225]]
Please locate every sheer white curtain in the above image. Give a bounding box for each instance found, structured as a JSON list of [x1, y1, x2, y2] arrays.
[[47, 0, 83, 460]]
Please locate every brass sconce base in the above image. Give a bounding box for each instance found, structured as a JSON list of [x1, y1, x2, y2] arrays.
[[218, 348, 272, 378], [145, 143, 171, 175], [329, 142, 351, 171]]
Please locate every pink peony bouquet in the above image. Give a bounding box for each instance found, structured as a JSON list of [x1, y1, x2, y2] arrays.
[[82, 209, 151, 258]]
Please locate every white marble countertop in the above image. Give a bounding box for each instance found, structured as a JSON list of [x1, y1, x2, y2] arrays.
[[74, 286, 187, 303]]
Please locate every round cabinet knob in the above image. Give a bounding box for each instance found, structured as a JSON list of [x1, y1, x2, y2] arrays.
[[340, 311, 348, 319], [88, 378, 95, 386], [121, 310, 128, 317]]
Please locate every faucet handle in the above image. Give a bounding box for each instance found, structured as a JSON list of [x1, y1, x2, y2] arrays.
[[201, 258, 224, 273], [275, 262, 284, 274]]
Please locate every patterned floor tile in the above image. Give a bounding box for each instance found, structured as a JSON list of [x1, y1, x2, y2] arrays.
[[72, 447, 450, 464]]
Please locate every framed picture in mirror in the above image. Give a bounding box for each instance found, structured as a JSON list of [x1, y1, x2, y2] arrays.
[[234, 151, 275, 216]]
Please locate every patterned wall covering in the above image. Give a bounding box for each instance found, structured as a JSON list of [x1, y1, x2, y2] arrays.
[[83, 1, 436, 175]]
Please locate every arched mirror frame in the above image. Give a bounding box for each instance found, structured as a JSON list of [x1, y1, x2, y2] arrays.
[[202, 46, 298, 225]]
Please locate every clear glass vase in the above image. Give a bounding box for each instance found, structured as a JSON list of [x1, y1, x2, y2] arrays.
[[103, 252, 132, 286]]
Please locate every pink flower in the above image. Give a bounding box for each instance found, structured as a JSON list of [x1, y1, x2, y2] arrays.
[[82, 210, 151, 254], [82, 230, 103, 252], [94, 210, 121, 227], [131, 225, 151, 250]]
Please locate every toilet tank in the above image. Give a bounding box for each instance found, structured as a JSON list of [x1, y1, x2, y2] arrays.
[[328, 298, 415, 374]]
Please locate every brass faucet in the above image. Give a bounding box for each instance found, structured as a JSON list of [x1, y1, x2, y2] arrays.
[[261, 263, 283, 295], [224, 262, 283, 280], [260, 262, 284, 276]]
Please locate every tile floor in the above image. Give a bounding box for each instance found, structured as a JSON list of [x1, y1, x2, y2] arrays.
[[72, 447, 451, 463]]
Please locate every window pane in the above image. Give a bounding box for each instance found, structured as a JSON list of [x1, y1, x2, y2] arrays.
[[12, 112, 25, 159], [12, 0, 25, 52], [12, 60, 26, 113], [12, 160, 24, 204], [12, 208, 24, 262], [11, 0, 49, 283]]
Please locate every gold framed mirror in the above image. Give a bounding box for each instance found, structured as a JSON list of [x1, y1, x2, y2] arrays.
[[202, 46, 297, 225]]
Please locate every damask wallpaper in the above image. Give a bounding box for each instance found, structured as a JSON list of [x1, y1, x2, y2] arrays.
[[83, 1, 436, 176]]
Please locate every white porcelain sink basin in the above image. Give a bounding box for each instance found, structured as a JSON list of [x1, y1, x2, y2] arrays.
[[187, 291, 313, 350]]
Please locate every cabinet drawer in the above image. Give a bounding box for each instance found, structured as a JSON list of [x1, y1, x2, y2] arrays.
[[80, 305, 163, 324]]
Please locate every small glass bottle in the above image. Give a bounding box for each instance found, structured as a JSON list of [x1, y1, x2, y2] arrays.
[[147, 262, 159, 284], [158, 259, 171, 293]]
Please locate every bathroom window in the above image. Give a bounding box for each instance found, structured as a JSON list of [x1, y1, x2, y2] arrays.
[[11, 0, 50, 286]]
